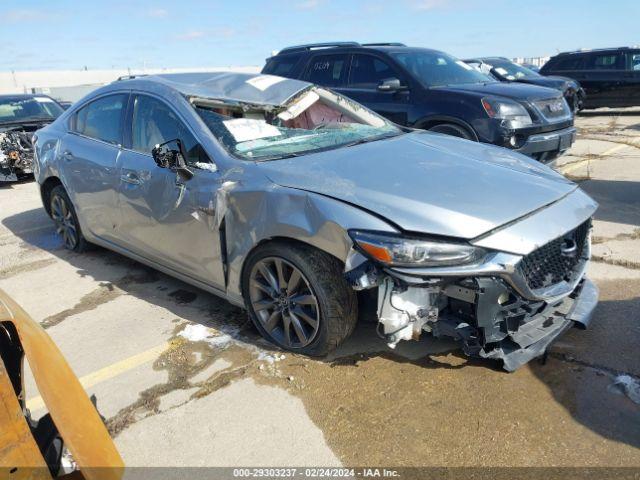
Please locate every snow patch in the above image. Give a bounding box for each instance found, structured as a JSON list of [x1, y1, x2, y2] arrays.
[[178, 324, 234, 348]]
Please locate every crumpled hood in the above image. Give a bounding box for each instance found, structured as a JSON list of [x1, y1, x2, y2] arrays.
[[434, 81, 562, 102], [258, 131, 577, 239]]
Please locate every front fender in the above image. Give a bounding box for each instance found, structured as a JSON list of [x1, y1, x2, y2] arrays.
[[223, 183, 398, 303]]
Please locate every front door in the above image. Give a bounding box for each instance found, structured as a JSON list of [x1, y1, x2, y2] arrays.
[[116, 94, 225, 289], [338, 53, 411, 125]]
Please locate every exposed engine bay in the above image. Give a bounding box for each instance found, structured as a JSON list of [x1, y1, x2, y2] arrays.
[[0, 128, 35, 182], [345, 219, 598, 372]]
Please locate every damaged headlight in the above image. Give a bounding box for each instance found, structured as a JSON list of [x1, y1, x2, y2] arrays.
[[481, 97, 532, 128], [349, 230, 486, 267]]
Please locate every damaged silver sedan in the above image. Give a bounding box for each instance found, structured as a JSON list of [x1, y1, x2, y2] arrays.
[[33, 72, 598, 371]]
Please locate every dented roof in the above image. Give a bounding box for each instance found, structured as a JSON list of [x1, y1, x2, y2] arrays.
[[118, 72, 312, 107]]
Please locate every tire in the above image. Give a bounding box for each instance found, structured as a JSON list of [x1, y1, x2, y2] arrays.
[[49, 185, 88, 252], [427, 123, 474, 140], [242, 241, 357, 356]]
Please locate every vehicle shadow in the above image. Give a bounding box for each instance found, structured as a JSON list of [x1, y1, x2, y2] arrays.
[[577, 179, 640, 227], [578, 110, 640, 117], [3, 208, 639, 453]]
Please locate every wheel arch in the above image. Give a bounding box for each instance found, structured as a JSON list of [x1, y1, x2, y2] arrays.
[[40, 176, 64, 216]]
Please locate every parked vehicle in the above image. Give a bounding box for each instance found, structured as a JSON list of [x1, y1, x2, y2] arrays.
[[540, 47, 640, 109], [0, 288, 123, 479], [263, 42, 576, 164], [0, 94, 65, 182], [464, 57, 585, 112], [34, 72, 598, 371]]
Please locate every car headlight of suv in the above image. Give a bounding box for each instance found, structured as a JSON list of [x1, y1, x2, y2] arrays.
[[349, 230, 486, 267], [481, 97, 532, 129]]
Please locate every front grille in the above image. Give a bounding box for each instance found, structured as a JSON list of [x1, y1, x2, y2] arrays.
[[533, 97, 571, 122], [519, 220, 590, 290]]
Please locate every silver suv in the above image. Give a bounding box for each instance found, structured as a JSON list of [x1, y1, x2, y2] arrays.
[[33, 72, 598, 371]]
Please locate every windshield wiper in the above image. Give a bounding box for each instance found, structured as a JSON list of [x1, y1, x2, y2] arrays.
[[343, 132, 400, 148]]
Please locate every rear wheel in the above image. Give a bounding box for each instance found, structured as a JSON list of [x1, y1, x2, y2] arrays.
[[49, 185, 88, 252], [427, 123, 474, 140], [242, 242, 357, 356]]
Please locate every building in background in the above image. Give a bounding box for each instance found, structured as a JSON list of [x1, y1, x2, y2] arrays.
[[0, 66, 260, 104]]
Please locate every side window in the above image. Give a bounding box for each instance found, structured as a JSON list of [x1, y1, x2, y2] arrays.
[[305, 54, 349, 87], [131, 95, 202, 165], [629, 52, 640, 71], [349, 54, 404, 88], [554, 56, 585, 71], [263, 54, 302, 77], [587, 53, 623, 70], [74, 94, 127, 145]]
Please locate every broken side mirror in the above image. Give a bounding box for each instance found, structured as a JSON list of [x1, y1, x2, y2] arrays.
[[151, 139, 194, 181], [377, 77, 406, 92]]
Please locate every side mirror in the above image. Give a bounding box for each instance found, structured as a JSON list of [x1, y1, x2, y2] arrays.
[[151, 139, 194, 181], [377, 78, 406, 92]]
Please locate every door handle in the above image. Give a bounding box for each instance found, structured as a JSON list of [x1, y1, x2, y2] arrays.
[[120, 172, 141, 185], [62, 150, 73, 161]]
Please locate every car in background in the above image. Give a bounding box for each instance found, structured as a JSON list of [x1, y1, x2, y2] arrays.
[[33, 72, 598, 371], [540, 47, 640, 109], [464, 57, 585, 112], [0, 94, 65, 182], [263, 42, 576, 164]]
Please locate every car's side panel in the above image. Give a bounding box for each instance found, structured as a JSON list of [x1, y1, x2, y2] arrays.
[[57, 132, 122, 241]]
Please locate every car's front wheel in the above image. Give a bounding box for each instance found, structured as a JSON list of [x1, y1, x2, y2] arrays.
[[242, 242, 357, 356], [49, 185, 88, 252], [428, 123, 474, 140]]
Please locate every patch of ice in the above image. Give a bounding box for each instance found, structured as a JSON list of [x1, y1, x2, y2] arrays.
[[610, 374, 640, 405], [178, 323, 234, 348]]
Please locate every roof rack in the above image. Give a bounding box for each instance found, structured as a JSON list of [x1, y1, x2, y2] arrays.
[[558, 46, 631, 55], [278, 42, 360, 55], [116, 74, 147, 81], [361, 42, 406, 47]]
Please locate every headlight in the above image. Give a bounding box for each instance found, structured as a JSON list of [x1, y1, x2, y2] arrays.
[[481, 97, 532, 129], [349, 230, 486, 267]]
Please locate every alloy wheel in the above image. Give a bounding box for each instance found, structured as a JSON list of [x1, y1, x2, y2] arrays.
[[50, 194, 78, 250], [249, 256, 320, 348]]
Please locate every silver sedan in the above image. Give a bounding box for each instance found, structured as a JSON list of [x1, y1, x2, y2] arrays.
[[33, 72, 598, 371]]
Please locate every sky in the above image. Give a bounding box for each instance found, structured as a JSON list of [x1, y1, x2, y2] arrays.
[[2, 0, 638, 72]]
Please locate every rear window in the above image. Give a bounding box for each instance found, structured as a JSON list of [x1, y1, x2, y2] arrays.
[[263, 54, 303, 77], [305, 54, 349, 87], [587, 53, 623, 70], [74, 94, 127, 145]]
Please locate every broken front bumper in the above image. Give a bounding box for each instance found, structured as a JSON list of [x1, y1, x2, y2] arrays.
[[475, 278, 598, 371], [515, 126, 576, 164]]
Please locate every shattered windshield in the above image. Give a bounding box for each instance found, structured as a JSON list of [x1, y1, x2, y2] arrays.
[[391, 51, 495, 87], [194, 87, 402, 161], [488, 59, 540, 80], [0, 96, 63, 124]]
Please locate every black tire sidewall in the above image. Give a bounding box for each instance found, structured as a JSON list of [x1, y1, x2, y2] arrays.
[[50, 185, 86, 252], [428, 123, 472, 140], [241, 242, 350, 356]]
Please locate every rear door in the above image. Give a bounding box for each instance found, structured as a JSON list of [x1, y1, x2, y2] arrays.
[[579, 51, 626, 108], [116, 93, 226, 289], [60, 93, 128, 241], [623, 50, 640, 107], [340, 53, 411, 125]]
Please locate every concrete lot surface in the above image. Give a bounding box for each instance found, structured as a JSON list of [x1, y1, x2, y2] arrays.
[[1, 109, 639, 468]]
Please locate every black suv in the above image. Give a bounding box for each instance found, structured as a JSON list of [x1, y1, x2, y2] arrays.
[[540, 47, 640, 109], [464, 57, 585, 112], [263, 42, 576, 164]]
